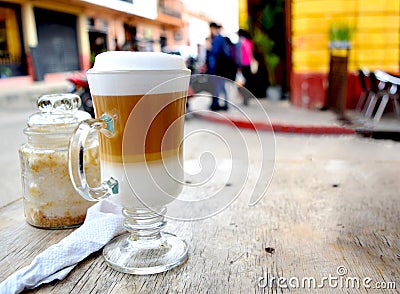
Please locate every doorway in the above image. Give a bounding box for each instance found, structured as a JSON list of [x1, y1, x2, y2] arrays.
[[33, 8, 80, 79]]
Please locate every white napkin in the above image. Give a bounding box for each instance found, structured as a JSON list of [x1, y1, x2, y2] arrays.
[[0, 199, 125, 294]]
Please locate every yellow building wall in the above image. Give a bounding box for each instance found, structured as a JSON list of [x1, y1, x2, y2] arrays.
[[238, 0, 249, 30], [292, 0, 400, 73]]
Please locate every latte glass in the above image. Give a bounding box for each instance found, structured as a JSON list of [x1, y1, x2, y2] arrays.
[[68, 51, 190, 274]]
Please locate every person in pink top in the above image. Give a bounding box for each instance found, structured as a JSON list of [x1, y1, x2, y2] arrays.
[[236, 29, 256, 103], [237, 29, 253, 67]]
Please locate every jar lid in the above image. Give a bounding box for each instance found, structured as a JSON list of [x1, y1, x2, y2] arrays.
[[25, 94, 91, 135]]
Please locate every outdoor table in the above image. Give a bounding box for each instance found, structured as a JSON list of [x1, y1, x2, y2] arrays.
[[0, 157, 399, 293]]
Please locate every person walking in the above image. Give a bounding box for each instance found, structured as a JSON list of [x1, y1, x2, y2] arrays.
[[236, 29, 269, 101], [236, 29, 256, 104], [207, 22, 235, 111]]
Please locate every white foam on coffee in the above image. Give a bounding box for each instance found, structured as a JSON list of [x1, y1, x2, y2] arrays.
[[87, 51, 190, 95], [92, 51, 187, 71]]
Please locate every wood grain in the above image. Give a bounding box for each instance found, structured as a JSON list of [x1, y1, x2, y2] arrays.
[[1, 136, 399, 293]]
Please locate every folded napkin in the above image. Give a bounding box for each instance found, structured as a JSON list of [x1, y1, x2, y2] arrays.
[[0, 199, 125, 294]]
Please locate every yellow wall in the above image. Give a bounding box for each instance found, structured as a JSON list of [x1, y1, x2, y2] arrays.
[[292, 0, 400, 73], [238, 0, 249, 30], [0, 7, 21, 60]]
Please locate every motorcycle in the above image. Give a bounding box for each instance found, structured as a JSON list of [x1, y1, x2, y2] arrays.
[[66, 72, 95, 118]]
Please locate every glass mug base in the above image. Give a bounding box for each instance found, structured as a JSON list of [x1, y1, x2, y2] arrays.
[[103, 232, 188, 275], [102, 206, 188, 275]]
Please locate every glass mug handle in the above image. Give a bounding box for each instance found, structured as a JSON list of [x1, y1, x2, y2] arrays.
[[68, 114, 118, 201]]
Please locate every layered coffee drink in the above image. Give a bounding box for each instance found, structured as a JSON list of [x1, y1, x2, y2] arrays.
[[69, 51, 190, 274], [87, 52, 190, 209]]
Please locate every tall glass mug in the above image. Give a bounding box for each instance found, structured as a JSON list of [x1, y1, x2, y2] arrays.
[[68, 51, 190, 274]]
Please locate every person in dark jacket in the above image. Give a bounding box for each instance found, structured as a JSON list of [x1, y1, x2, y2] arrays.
[[207, 22, 232, 111]]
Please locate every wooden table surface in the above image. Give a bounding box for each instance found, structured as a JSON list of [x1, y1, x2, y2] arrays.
[[1, 154, 399, 293]]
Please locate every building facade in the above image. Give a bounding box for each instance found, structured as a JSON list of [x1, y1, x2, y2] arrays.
[[239, 0, 400, 108], [0, 0, 191, 85], [290, 0, 400, 109]]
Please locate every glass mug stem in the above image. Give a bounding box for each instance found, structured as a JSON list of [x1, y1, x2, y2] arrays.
[[68, 115, 118, 201], [123, 207, 167, 240]]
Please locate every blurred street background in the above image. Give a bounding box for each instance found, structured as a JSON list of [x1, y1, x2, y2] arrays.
[[0, 0, 399, 208]]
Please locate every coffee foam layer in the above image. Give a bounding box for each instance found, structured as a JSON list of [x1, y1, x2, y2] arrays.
[[91, 51, 187, 71], [87, 52, 190, 95], [88, 70, 190, 95]]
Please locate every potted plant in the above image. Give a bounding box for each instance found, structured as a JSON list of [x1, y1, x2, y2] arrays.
[[325, 22, 354, 114], [249, 0, 284, 100], [253, 29, 281, 100], [328, 22, 353, 49], [0, 67, 12, 78]]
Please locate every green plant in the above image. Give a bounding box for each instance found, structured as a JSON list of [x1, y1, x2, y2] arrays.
[[329, 23, 354, 43], [253, 29, 279, 85], [259, 0, 284, 31], [0, 67, 11, 78], [249, 0, 284, 86]]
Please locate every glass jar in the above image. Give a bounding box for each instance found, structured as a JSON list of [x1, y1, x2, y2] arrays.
[[19, 94, 100, 229]]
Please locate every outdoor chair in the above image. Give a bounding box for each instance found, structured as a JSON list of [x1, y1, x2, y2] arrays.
[[372, 71, 400, 122], [363, 70, 400, 122], [355, 68, 371, 112]]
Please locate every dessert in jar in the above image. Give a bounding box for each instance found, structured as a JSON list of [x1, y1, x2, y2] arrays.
[[19, 94, 100, 229]]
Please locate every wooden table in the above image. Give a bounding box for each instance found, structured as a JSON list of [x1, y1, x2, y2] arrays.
[[1, 138, 400, 293]]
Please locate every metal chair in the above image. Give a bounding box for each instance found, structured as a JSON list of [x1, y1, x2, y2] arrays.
[[363, 70, 400, 122], [355, 69, 371, 112], [373, 72, 400, 122]]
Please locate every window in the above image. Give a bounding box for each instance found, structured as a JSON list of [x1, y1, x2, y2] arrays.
[[0, 7, 20, 62], [0, 20, 7, 57]]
